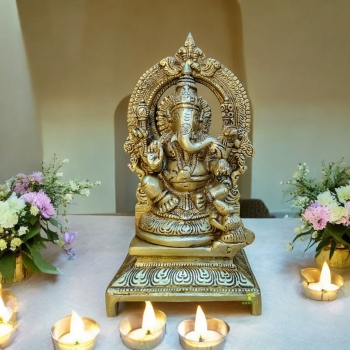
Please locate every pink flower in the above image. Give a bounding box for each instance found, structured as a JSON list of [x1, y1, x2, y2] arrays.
[[22, 190, 55, 219], [28, 172, 44, 184], [13, 173, 31, 195], [337, 202, 350, 225], [302, 203, 330, 230]]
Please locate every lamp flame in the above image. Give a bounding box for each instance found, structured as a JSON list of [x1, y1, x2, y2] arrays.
[[142, 301, 157, 335], [194, 305, 207, 341], [320, 262, 332, 290], [70, 310, 85, 342], [0, 297, 12, 323]]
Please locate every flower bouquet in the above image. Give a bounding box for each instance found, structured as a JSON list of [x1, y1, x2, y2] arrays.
[[0, 157, 100, 282], [282, 160, 350, 262]]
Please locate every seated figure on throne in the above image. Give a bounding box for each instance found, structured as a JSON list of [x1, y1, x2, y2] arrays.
[[124, 34, 254, 249]]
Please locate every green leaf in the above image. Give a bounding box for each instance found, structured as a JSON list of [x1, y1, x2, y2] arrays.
[[32, 234, 47, 250], [21, 220, 41, 242], [29, 215, 38, 225], [291, 229, 313, 243], [329, 239, 337, 260], [49, 217, 62, 228], [41, 225, 59, 242], [0, 251, 16, 283], [21, 251, 41, 273], [305, 236, 318, 251], [315, 238, 332, 253], [25, 243, 61, 275], [327, 223, 349, 246]]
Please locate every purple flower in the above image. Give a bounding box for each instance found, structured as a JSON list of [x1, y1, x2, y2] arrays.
[[13, 174, 31, 195], [28, 172, 44, 184], [22, 189, 55, 218], [303, 203, 330, 230], [64, 231, 77, 244]]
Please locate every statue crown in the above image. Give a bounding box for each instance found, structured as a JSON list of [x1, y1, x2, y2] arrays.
[[171, 63, 199, 112]]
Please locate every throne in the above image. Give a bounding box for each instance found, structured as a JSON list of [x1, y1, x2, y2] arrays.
[[106, 34, 261, 316]]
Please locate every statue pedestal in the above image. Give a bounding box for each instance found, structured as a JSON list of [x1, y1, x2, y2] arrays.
[[105, 236, 261, 316]]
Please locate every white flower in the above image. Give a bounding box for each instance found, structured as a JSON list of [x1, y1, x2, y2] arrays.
[[336, 185, 350, 204], [6, 193, 25, 213], [65, 193, 73, 202], [30, 205, 40, 216], [312, 231, 318, 239], [286, 243, 293, 252], [294, 227, 301, 234], [328, 203, 348, 223], [0, 239, 7, 250], [0, 202, 19, 228], [284, 214, 289, 218], [10, 237, 22, 250], [80, 189, 90, 196], [69, 181, 78, 191], [317, 191, 337, 206], [56, 172, 63, 178], [18, 226, 28, 236], [95, 181, 101, 186], [62, 159, 69, 164]]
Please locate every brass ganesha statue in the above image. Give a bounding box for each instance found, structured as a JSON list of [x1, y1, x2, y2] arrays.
[[124, 33, 254, 249]]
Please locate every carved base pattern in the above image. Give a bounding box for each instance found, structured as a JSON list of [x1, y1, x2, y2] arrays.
[[139, 211, 217, 236], [106, 249, 261, 316]]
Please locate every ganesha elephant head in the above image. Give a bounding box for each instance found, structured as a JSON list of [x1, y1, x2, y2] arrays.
[[169, 63, 225, 157]]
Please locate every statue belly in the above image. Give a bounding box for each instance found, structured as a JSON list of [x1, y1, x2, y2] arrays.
[[170, 179, 208, 192], [166, 160, 209, 192]]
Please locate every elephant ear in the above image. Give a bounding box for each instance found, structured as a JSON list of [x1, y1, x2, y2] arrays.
[[197, 96, 212, 136], [156, 93, 175, 136]]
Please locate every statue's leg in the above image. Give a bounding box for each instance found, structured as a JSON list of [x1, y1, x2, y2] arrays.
[[209, 182, 229, 200], [142, 175, 179, 213]]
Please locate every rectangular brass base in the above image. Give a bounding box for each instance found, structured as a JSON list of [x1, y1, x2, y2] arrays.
[[106, 244, 261, 316]]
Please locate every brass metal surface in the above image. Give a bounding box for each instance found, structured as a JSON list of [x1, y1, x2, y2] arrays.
[[0, 254, 33, 285], [107, 34, 261, 316], [119, 310, 166, 350], [299, 268, 344, 301], [178, 317, 229, 350], [51, 315, 100, 350], [124, 33, 253, 247], [106, 249, 261, 316], [315, 246, 350, 269], [0, 321, 18, 349]]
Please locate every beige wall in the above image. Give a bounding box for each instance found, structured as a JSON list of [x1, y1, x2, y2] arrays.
[[3, 0, 349, 215], [16, 0, 247, 213], [0, 0, 42, 182], [240, 0, 350, 215]]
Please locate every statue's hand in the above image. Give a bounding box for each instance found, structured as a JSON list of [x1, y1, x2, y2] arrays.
[[212, 159, 231, 176], [222, 126, 237, 139], [146, 140, 163, 172], [132, 126, 148, 139], [209, 140, 226, 158]]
